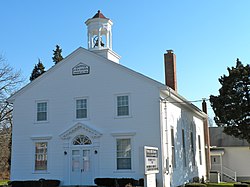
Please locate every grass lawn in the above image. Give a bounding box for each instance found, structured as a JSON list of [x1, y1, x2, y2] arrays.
[[186, 182, 237, 187], [0, 180, 9, 186], [207, 183, 236, 187]]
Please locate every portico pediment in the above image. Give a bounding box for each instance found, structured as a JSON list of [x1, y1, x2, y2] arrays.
[[59, 122, 102, 140]]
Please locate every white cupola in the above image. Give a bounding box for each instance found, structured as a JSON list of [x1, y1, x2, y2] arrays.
[[85, 10, 120, 63]]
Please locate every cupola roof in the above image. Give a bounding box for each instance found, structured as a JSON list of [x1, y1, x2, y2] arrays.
[[92, 10, 107, 19]]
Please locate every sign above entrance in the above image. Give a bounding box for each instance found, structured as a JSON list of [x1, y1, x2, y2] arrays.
[[72, 63, 90, 76], [144, 146, 159, 174]]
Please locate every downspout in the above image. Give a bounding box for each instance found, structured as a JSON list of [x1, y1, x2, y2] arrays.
[[159, 99, 166, 187], [160, 89, 171, 186]]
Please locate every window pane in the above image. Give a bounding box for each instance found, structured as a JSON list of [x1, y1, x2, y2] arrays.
[[73, 135, 92, 145], [171, 128, 176, 168], [76, 99, 87, 118], [83, 150, 90, 171], [117, 96, 129, 116], [117, 158, 131, 170], [182, 129, 187, 167], [35, 142, 47, 171], [37, 102, 47, 121], [116, 139, 131, 170], [191, 132, 195, 166], [198, 135, 202, 165]]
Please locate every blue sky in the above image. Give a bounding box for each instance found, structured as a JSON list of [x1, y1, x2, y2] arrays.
[[1, 1, 250, 120]]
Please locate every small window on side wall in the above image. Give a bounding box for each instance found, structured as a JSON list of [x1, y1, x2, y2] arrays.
[[37, 102, 47, 122], [116, 95, 129, 117]]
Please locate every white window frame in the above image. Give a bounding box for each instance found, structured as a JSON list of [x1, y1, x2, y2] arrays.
[[35, 100, 48, 123], [111, 132, 135, 172], [75, 97, 89, 120], [115, 94, 131, 118], [31, 136, 52, 174], [116, 138, 131, 170]]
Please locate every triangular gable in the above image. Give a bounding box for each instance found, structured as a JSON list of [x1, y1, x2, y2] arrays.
[[59, 122, 102, 140], [8, 47, 166, 102], [7, 46, 206, 118]]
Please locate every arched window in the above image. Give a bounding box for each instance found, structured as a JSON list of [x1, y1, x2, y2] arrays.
[[72, 135, 92, 145]]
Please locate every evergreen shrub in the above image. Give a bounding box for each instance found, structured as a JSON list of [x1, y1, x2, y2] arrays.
[[94, 178, 142, 187], [9, 179, 60, 187], [94, 178, 116, 186]]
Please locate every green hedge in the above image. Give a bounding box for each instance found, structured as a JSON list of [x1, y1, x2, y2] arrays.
[[9, 179, 60, 187], [94, 178, 143, 187]]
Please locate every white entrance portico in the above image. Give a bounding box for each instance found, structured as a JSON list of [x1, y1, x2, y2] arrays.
[[60, 123, 102, 185]]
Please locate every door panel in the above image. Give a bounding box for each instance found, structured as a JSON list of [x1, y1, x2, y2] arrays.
[[70, 148, 93, 185]]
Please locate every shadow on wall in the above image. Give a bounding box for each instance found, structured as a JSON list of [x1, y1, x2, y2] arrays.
[[171, 108, 203, 186]]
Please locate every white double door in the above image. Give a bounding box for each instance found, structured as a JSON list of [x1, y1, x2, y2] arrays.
[[71, 148, 93, 185]]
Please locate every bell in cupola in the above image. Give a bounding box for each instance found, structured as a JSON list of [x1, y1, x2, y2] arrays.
[[85, 10, 121, 63], [85, 10, 112, 50]]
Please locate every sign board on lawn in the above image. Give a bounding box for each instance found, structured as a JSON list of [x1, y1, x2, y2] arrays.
[[144, 146, 159, 174]]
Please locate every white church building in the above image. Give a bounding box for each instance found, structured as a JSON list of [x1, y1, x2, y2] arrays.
[[8, 11, 209, 187]]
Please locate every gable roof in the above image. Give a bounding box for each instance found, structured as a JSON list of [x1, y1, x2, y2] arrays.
[[7, 47, 165, 102], [7, 47, 206, 118]]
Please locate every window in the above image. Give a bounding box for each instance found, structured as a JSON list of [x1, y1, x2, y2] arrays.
[[76, 99, 87, 119], [117, 95, 129, 116], [37, 102, 47, 121], [182, 129, 187, 167], [116, 138, 131, 170], [35, 142, 47, 171], [190, 132, 195, 166], [171, 127, 176, 168], [72, 135, 92, 145], [198, 135, 202, 165]]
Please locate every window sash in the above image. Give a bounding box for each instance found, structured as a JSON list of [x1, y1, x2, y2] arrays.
[[190, 132, 195, 166], [116, 139, 131, 170], [171, 128, 176, 168], [117, 96, 129, 116], [37, 102, 47, 121], [35, 142, 47, 171], [198, 135, 202, 165], [76, 99, 87, 118], [182, 129, 187, 167]]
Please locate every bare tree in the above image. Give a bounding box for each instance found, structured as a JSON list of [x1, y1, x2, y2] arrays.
[[0, 56, 22, 125], [0, 55, 22, 179]]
